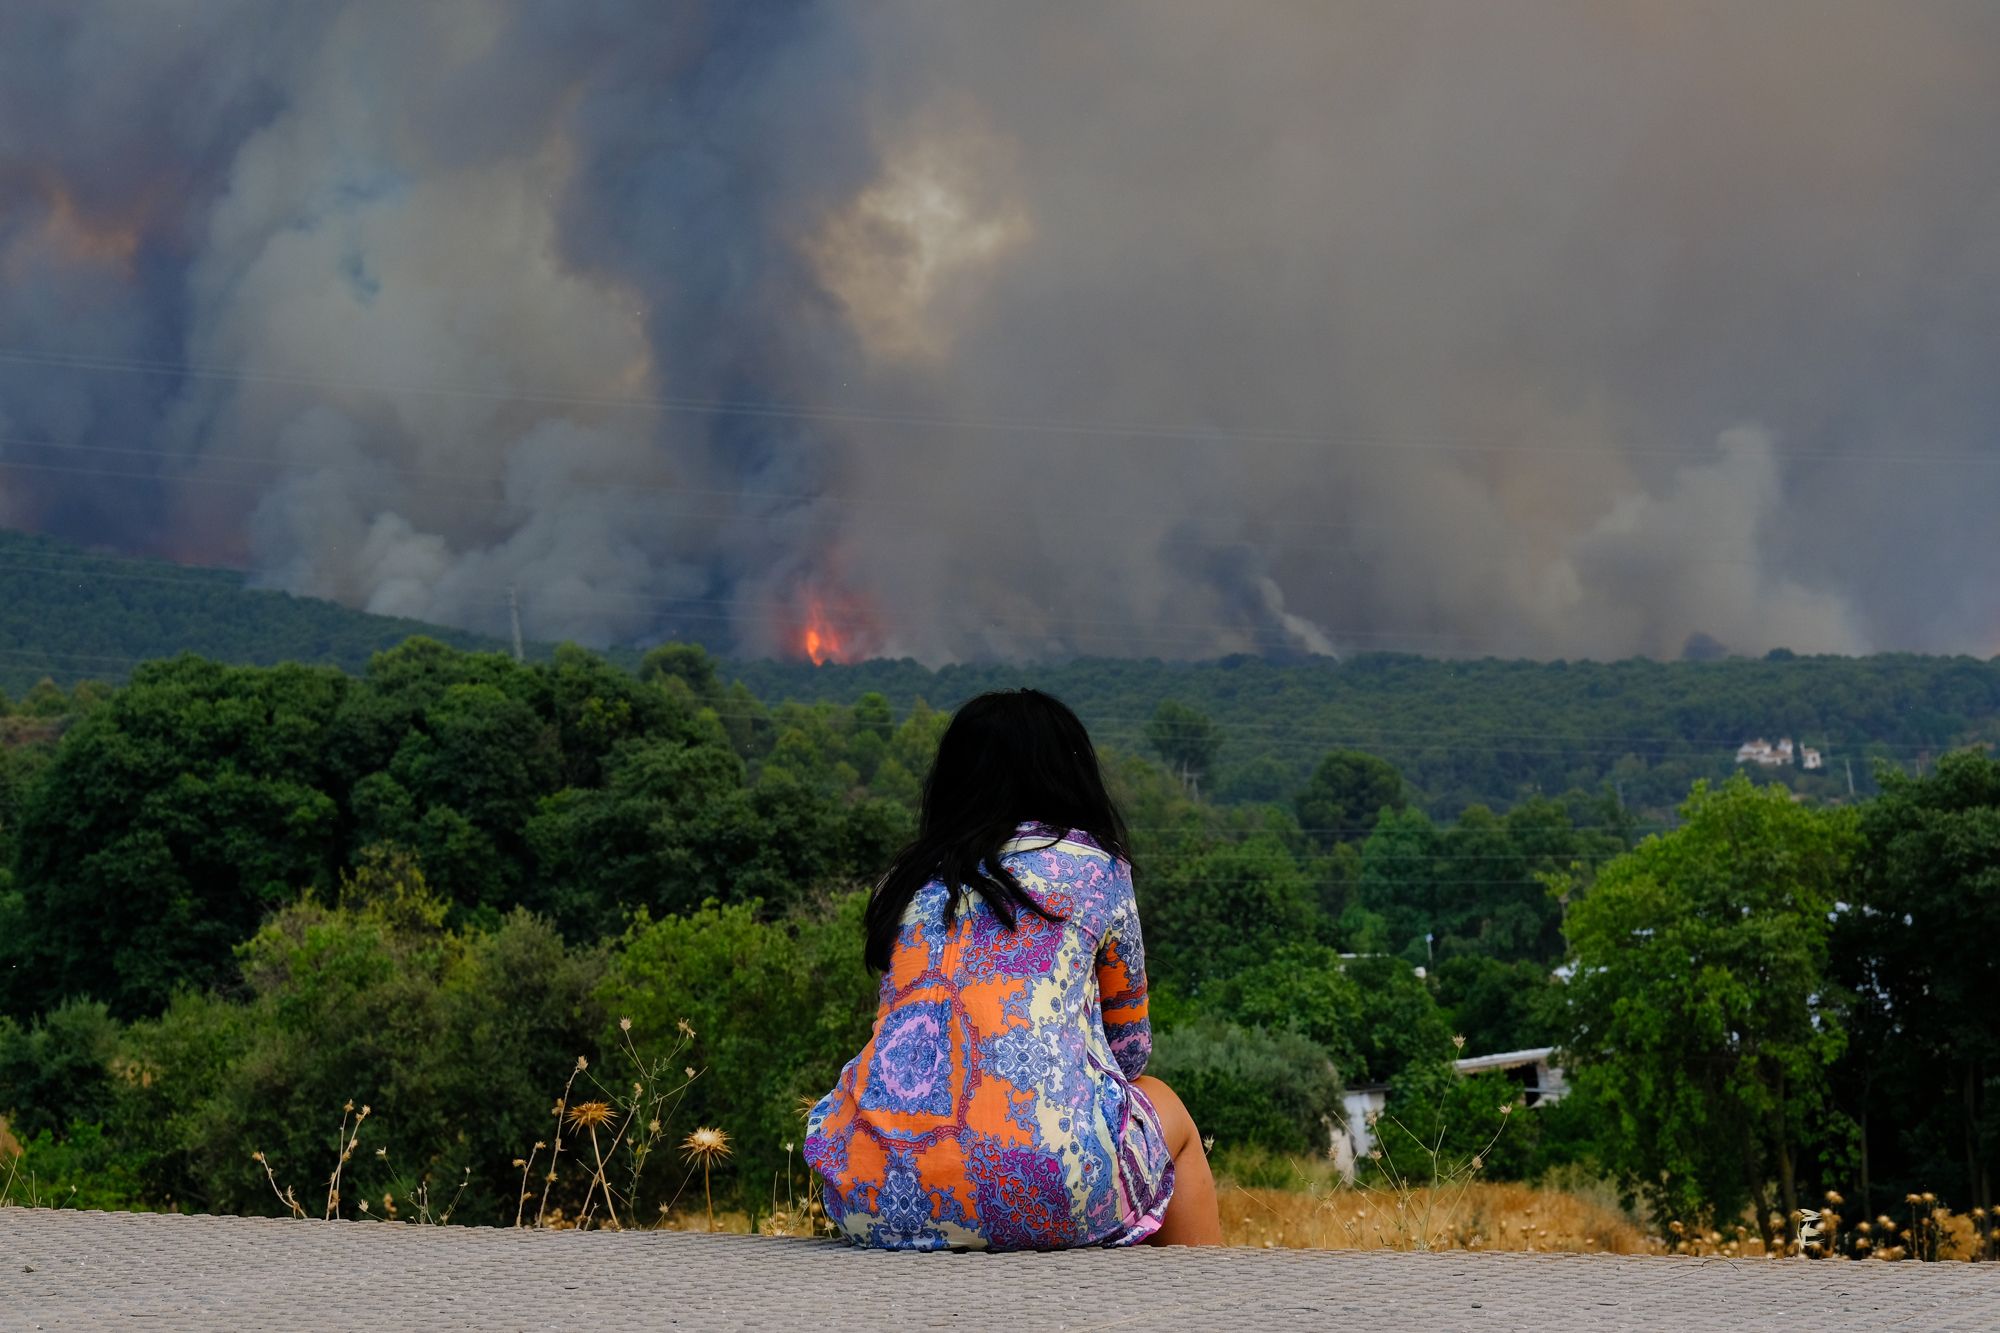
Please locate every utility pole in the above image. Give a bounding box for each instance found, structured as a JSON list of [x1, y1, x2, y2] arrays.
[[508, 586, 525, 662]]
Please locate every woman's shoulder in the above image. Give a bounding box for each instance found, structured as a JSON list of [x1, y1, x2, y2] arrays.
[[999, 822, 1133, 918], [999, 821, 1117, 864]]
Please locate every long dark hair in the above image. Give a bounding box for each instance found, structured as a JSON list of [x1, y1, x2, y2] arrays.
[[863, 689, 1133, 972]]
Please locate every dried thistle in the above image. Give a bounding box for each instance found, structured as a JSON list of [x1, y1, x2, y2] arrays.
[[682, 1127, 731, 1163], [566, 1101, 616, 1130], [682, 1127, 732, 1232], [571, 1100, 626, 1230]]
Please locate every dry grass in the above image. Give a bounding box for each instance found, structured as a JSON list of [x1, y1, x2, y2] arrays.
[[1222, 1179, 1654, 1254], [1215, 1170, 1999, 1261], [614, 1176, 1651, 1254]]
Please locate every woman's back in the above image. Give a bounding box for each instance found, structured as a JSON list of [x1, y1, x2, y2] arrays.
[[803, 823, 1172, 1250]]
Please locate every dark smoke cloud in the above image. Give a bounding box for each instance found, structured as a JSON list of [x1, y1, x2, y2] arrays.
[[2, 0, 1997, 661]]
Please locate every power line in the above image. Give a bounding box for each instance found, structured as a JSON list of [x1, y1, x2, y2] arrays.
[[0, 558, 1974, 752], [0, 441, 1826, 565], [0, 547, 1477, 643], [0, 552, 1980, 755], [2, 536, 1973, 665], [3, 343, 1995, 466], [0, 639, 1957, 764]]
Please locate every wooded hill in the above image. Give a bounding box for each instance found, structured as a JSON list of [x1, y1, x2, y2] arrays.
[[733, 653, 2000, 817], [5, 525, 1997, 818], [0, 527, 500, 694]]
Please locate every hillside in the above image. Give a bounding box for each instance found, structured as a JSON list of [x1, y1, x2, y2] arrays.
[[731, 652, 2000, 816], [5, 522, 1997, 818], [0, 528, 503, 695]]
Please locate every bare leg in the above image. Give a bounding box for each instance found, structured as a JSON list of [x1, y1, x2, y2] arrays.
[[1132, 1074, 1222, 1246]]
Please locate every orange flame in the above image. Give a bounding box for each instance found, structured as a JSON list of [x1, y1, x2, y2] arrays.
[[802, 599, 845, 666]]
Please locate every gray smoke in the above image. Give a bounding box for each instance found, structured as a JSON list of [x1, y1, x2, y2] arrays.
[[2, 0, 1997, 661]]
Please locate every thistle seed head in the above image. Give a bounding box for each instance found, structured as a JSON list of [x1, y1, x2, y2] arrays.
[[681, 1126, 732, 1164], [566, 1100, 615, 1129]]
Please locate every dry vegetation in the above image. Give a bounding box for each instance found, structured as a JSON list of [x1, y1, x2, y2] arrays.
[[1222, 1179, 1652, 1253], [1205, 1154, 1998, 1261]]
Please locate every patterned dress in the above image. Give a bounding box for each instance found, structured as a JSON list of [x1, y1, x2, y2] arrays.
[[803, 824, 1174, 1250]]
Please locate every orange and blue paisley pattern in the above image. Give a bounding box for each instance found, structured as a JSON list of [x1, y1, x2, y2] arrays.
[[803, 824, 1172, 1250]]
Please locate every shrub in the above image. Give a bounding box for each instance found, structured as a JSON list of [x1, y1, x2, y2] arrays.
[[0, 1000, 122, 1139], [108, 874, 609, 1220], [3, 1123, 149, 1211], [602, 893, 878, 1213], [1148, 1017, 1342, 1156]]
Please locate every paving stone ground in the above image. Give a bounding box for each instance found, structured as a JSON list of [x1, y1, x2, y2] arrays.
[[4, 1208, 1999, 1332]]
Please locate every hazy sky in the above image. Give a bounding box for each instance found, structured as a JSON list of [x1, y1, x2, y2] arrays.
[[3, 1, 1997, 661]]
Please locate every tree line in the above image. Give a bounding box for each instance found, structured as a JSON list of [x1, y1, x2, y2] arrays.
[[736, 650, 2000, 818]]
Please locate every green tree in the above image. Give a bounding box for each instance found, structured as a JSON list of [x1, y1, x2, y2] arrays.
[[1203, 942, 1366, 1082], [1339, 953, 1454, 1085], [543, 643, 684, 789], [2, 657, 348, 1017], [1138, 833, 1321, 993], [1349, 806, 1441, 962], [1295, 750, 1405, 851], [1432, 954, 1557, 1056], [639, 642, 721, 701], [1560, 777, 1859, 1238], [3, 1122, 151, 1211], [526, 736, 750, 937], [1212, 754, 1297, 805], [18, 679, 71, 719], [1835, 750, 2000, 1217], [1433, 805, 1561, 961], [374, 680, 561, 916], [1145, 700, 1219, 796]]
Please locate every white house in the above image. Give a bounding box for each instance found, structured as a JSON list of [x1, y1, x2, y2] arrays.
[[1736, 737, 1812, 766], [1451, 1047, 1568, 1105], [1329, 1047, 1568, 1179]]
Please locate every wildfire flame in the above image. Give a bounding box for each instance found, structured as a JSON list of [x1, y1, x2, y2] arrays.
[[802, 599, 845, 666]]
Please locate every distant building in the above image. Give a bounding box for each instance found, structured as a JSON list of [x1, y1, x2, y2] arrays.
[[1736, 736, 1823, 768], [1451, 1047, 1568, 1106]]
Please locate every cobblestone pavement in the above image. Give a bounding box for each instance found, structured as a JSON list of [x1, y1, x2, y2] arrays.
[[4, 1208, 1999, 1332]]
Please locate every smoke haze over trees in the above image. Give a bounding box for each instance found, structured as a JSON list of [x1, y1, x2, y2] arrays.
[[3, 1, 2000, 662]]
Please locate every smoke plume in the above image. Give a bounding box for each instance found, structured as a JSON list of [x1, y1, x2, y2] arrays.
[[3, 0, 1997, 661]]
